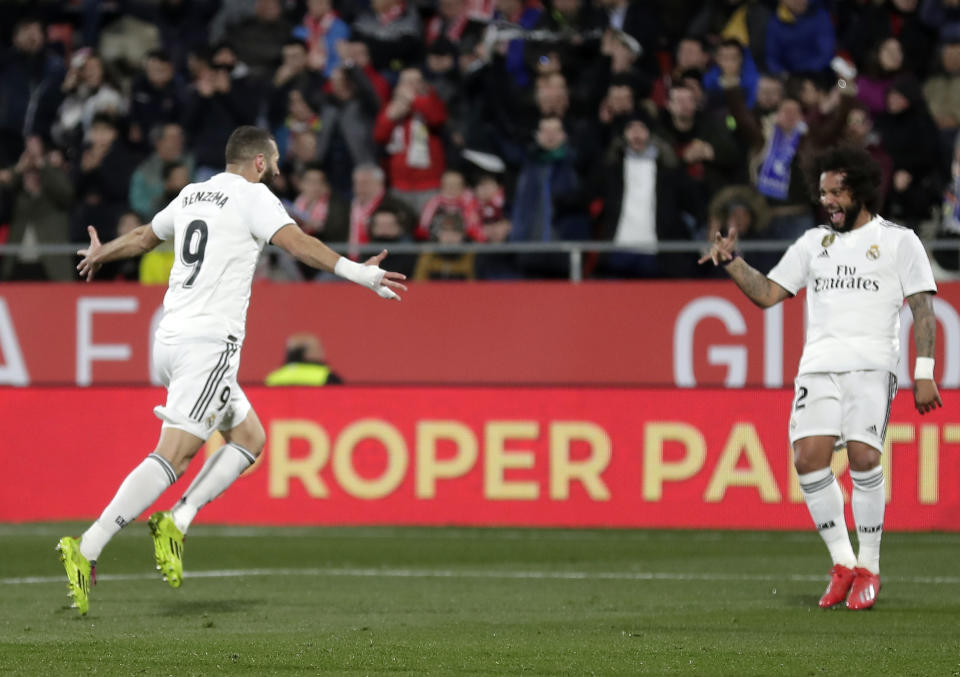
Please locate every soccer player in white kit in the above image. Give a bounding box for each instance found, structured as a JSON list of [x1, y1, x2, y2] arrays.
[[700, 146, 942, 610], [56, 126, 407, 615]]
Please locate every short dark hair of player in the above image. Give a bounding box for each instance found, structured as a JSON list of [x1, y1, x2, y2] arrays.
[[803, 145, 883, 214], [225, 126, 275, 165]]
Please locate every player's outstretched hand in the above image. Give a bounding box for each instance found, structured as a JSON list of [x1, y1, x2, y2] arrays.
[[76, 225, 102, 282], [363, 249, 407, 301], [698, 228, 738, 267], [914, 379, 943, 415]]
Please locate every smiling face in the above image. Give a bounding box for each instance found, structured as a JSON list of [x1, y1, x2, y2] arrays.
[[819, 170, 863, 232]]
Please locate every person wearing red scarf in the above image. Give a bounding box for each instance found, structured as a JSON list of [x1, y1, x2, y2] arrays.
[[373, 68, 448, 214]]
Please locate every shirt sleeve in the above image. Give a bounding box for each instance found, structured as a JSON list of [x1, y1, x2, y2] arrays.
[[150, 199, 177, 241], [897, 230, 938, 297], [766, 235, 811, 295], [249, 184, 296, 243]]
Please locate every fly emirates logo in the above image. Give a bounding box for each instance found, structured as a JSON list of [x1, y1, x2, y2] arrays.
[[813, 264, 879, 293]]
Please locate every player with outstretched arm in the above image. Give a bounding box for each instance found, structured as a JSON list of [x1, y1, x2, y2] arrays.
[[699, 145, 942, 610], [57, 126, 407, 615]]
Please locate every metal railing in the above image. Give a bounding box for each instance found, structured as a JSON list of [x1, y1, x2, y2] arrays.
[[2, 239, 959, 283]]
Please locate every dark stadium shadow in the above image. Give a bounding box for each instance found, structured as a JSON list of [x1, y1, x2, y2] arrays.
[[155, 598, 264, 617]]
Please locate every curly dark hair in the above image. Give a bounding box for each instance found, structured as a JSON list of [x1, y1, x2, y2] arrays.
[[802, 145, 883, 214]]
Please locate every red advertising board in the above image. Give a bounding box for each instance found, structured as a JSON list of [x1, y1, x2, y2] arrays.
[[2, 387, 957, 530], [1, 281, 958, 387]]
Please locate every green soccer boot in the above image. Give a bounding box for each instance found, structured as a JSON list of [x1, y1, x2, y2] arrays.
[[148, 511, 184, 588], [56, 536, 93, 615]]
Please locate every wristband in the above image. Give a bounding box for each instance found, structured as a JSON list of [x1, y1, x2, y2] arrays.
[[914, 357, 935, 381], [334, 256, 382, 288], [721, 254, 741, 267]]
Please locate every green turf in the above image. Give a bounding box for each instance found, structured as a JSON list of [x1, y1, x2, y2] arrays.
[[1, 524, 958, 676]]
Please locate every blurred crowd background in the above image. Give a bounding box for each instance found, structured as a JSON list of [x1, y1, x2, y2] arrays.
[[2, 0, 960, 282]]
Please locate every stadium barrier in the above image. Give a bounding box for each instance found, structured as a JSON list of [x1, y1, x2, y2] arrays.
[[0, 281, 958, 387], [2, 238, 960, 282], [2, 387, 957, 530]]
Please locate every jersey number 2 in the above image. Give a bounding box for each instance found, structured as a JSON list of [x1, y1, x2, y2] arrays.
[[182, 219, 208, 288]]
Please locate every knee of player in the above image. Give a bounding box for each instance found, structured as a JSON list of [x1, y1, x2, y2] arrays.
[[245, 424, 266, 457]]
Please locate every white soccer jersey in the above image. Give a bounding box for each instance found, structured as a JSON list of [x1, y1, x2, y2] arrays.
[[767, 216, 937, 375], [150, 172, 293, 343]]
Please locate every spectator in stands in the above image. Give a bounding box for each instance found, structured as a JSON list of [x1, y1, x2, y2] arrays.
[[839, 103, 894, 204], [923, 39, 960, 160], [266, 332, 344, 386], [594, 111, 687, 278], [491, 0, 543, 89], [128, 50, 183, 149], [856, 37, 907, 118], [475, 209, 519, 280], [53, 50, 126, 154], [0, 17, 65, 165], [687, 0, 772, 71], [920, 0, 960, 44], [650, 35, 711, 107], [181, 49, 257, 181], [223, 0, 293, 82], [348, 163, 416, 256], [933, 134, 960, 271], [290, 163, 350, 244], [755, 73, 786, 118], [368, 205, 417, 276], [374, 68, 448, 214], [596, 0, 662, 78], [268, 39, 325, 130], [72, 114, 135, 244], [129, 123, 193, 220], [876, 75, 944, 228], [532, 0, 607, 83], [310, 64, 382, 198], [417, 169, 483, 241], [112, 211, 145, 281], [765, 0, 835, 77], [413, 210, 477, 280], [427, 0, 486, 49], [0, 136, 74, 281], [276, 88, 322, 160], [658, 82, 743, 230], [703, 39, 760, 111], [295, 0, 351, 77], [351, 0, 423, 74], [840, 0, 934, 83], [511, 116, 590, 277], [704, 184, 777, 273], [143, 0, 218, 75]]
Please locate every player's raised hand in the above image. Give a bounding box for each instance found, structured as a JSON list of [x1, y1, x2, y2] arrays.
[[363, 249, 407, 301], [698, 228, 739, 267], [76, 225, 103, 282], [913, 379, 943, 415]]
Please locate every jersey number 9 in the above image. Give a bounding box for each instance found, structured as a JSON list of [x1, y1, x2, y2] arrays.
[[182, 219, 208, 288]]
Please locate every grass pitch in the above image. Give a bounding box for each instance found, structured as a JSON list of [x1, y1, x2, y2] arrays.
[[1, 524, 958, 676]]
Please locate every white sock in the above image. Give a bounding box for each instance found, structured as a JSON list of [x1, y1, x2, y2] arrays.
[[170, 443, 256, 534], [80, 453, 177, 562], [798, 467, 856, 568], [851, 466, 885, 574]]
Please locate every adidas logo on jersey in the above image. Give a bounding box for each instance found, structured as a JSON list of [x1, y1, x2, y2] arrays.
[[818, 248, 830, 258], [866, 424, 878, 435]]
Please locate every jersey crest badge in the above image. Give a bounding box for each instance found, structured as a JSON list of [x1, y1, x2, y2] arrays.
[[821, 233, 836, 247], [866, 244, 880, 260]]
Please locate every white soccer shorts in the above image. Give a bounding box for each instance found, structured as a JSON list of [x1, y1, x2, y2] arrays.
[[152, 338, 251, 441], [788, 370, 897, 451]]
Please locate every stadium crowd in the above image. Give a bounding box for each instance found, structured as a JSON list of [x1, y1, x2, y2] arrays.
[[1, 0, 960, 281]]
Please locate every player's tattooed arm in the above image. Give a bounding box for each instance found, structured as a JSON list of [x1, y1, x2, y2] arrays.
[[725, 258, 791, 309], [907, 291, 937, 358]]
